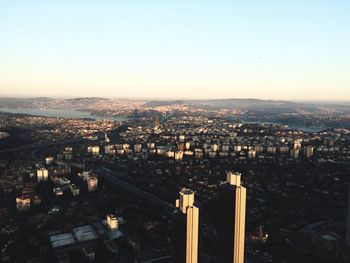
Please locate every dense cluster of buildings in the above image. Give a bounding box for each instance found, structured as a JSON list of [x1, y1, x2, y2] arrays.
[[0, 113, 119, 145], [95, 116, 350, 262], [0, 114, 349, 262]]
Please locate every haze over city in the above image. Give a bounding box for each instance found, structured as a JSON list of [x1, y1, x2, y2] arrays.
[[1, 1, 350, 100]]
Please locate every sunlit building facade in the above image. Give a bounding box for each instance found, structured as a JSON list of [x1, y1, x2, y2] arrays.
[[217, 172, 246, 263], [304, 146, 314, 158], [87, 176, 98, 192], [16, 196, 31, 211], [37, 168, 48, 182], [173, 189, 199, 263], [107, 213, 118, 231]]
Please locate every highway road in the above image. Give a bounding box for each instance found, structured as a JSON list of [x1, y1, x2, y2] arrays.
[[94, 167, 175, 214], [0, 136, 88, 154]]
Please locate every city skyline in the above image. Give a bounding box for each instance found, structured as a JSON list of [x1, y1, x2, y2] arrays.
[[1, 1, 350, 100]]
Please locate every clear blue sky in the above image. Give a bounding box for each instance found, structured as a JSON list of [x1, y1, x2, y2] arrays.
[[0, 0, 349, 100]]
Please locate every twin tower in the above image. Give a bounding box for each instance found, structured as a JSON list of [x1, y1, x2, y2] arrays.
[[173, 172, 247, 263]]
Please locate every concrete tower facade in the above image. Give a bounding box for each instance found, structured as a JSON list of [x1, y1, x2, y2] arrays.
[[217, 172, 247, 263], [173, 189, 199, 263]]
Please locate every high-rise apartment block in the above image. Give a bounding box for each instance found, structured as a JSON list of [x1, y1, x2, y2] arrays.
[[217, 172, 247, 263], [134, 144, 142, 153], [173, 189, 199, 263], [304, 146, 314, 158], [107, 213, 119, 231], [37, 168, 48, 182]]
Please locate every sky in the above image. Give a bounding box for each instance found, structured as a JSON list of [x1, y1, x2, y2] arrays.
[[0, 1, 349, 101]]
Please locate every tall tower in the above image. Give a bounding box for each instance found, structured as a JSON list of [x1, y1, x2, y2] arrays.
[[173, 189, 199, 263], [217, 172, 247, 263], [347, 184, 350, 247]]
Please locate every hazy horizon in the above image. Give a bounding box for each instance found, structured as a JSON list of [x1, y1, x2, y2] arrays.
[[1, 95, 350, 104], [1, 1, 350, 100]]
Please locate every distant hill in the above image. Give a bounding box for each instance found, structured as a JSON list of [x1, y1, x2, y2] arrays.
[[0, 97, 349, 113], [144, 100, 187, 107], [0, 97, 53, 107], [0, 97, 111, 109], [66, 97, 109, 102], [144, 98, 297, 109]]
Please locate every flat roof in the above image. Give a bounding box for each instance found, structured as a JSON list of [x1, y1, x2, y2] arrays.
[[321, 234, 337, 241], [50, 233, 76, 248], [73, 225, 98, 242]]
